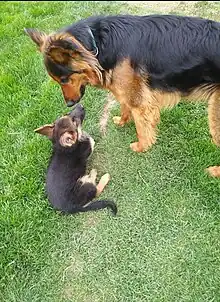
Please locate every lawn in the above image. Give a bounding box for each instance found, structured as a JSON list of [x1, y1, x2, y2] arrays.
[[1, 1, 220, 301]]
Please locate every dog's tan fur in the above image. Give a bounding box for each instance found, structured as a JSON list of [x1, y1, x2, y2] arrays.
[[25, 29, 220, 175], [105, 59, 220, 153]]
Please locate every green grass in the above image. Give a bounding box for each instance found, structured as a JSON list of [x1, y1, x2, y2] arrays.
[[1, 1, 220, 301]]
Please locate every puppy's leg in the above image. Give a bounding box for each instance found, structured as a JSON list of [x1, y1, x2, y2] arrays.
[[89, 137, 95, 153], [80, 131, 95, 149], [77, 170, 98, 207], [77, 183, 97, 207], [80, 169, 97, 185], [130, 104, 160, 153], [89, 169, 97, 183], [77, 172, 110, 207], [113, 103, 132, 127], [208, 91, 220, 146], [79, 133, 95, 159], [96, 173, 111, 196]]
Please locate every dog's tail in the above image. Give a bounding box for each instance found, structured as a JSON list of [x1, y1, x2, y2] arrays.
[[79, 199, 117, 216]]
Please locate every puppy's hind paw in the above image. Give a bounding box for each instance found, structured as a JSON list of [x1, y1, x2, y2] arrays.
[[100, 173, 111, 185]]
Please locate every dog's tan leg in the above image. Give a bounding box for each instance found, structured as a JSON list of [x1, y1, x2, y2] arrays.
[[130, 104, 160, 153], [96, 173, 110, 196], [108, 59, 161, 151], [113, 103, 132, 127], [206, 166, 220, 177], [208, 91, 220, 146]]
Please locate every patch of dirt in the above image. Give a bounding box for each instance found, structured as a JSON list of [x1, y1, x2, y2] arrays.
[[99, 93, 117, 136], [82, 214, 101, 228], [123, 1, 198, 14], [63, 285, 75, 300], [62, 254, 84, 282], [61, 254, 85, 300]]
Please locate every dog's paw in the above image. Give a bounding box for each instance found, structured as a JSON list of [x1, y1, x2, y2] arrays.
[[206, 166, 220, 177], [112, 116, 125, 127], [130, 142, 146, 153]]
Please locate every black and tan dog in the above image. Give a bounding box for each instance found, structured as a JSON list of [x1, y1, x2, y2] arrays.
[[25, 14, 220, 157], [35, 104, 117, 215]]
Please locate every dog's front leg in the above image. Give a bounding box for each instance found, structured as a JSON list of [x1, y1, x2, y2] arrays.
[[208, 90, 220, 147], [130, 104, 160, 153], [113, 102, 132, 127]]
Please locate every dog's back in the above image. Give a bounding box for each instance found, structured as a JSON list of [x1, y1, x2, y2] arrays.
[[64, 14, 220, 86]]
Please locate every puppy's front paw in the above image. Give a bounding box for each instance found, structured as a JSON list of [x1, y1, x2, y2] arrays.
[[89, 136, 95, 153], [99, 173, 111, 187], [102, 173, 110, 183], [89, 169, 97, 182]]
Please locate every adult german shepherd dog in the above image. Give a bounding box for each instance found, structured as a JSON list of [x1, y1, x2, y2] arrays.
[[25, 14, 220, 158]]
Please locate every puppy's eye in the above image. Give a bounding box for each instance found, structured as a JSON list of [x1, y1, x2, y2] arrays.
[[60, 77, 69, 85]]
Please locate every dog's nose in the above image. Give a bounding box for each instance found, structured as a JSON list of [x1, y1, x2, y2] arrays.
[[66, 100, 75, 107]]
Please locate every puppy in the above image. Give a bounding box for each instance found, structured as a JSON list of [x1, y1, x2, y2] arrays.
[[35, 104, 117, 215]]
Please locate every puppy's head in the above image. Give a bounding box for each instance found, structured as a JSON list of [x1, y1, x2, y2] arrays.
[[35, 104, 85, 148]]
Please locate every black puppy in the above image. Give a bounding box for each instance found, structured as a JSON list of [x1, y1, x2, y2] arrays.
[[35, 104, 117, 215]]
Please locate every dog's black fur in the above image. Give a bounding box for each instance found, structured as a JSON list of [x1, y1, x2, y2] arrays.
[[25, 14, 220, 154], [35, 104, 117, 215], [52, 14, 220, 94]]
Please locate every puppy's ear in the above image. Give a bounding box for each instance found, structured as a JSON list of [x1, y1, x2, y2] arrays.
[[24, 28, 47, 51], [34, 124, 54, 139]]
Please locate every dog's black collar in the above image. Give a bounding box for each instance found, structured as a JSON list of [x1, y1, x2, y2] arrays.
[[87, 27, 99, 57]]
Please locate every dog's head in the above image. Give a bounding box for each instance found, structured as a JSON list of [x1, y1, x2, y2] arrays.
[[25, 28, 104, 107], [34, 104, 85, 148]]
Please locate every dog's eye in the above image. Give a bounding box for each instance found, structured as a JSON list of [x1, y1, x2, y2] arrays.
[[60, 77, 69, 85], [72, 70, 82, 74]]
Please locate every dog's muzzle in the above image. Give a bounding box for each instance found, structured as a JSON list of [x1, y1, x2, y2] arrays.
[[66, 85, 86, 107], [66, 100, 75, 107]]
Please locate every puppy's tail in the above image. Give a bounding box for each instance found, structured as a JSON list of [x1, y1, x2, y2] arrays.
[[79, 199, 117, 216]]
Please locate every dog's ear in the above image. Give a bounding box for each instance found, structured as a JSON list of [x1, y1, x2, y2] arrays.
[[46, 37, 83, 64], [24, 28, 47, 50], [34, 124, 54, 139]]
